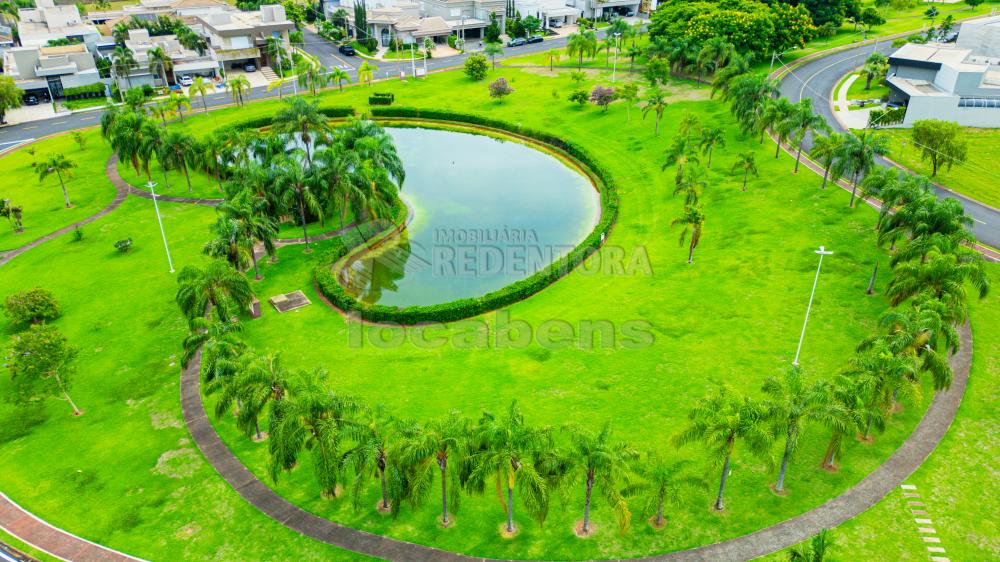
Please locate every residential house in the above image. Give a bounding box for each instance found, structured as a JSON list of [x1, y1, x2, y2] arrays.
[[3, 43, 104, 98], [956, 14, 1000, 58], [565, 0, 638, 20], [365, 2, 453, 46], [193, 4, 294, 72], [116, 27, 215, 89], [514, 0, 578, 30], [886, 42, 1000, 127], [17, 0, 101, 48]]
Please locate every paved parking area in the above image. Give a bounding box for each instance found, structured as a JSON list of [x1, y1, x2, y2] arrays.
[[4, 103, 58, 126]]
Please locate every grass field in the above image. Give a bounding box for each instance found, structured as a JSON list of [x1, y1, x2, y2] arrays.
[[0, 129, 114, 252], [0, 31, 994, 562], [877, 127, 1000, 209]]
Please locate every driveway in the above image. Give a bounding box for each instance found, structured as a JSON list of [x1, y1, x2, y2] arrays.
[[4, 102, 59, 126]]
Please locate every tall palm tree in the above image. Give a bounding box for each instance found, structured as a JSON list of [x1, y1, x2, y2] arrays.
[[763, 97, 796, 157], [696, 37, 736, 77], [762, 367, 847, 493], [214, 192, 278, 280], [547, 50, 560, 72], [398, 412, 469, 526], [203, 216, 253, 271], [467, 401, 550, 533], [566, 30, 598, 69], [175, 260, 254, 324], [673, 384, 773, 510], [677, 112, 700, 143], [862, 303, 960, 392], [227, 75, 251, 106], [36, 154, 77, 208], [885, 249, 990, 321], [782, 99, 831, 173], [847, 341, 919, 439], [329, 67, 351, 92], [189, 75, 213, 113], [297, 62, 330, 95], [168, 92, 191, 122], [671, 204, 706, 264], [200, 132, 227, 191], [268, 368, 358, 497], [274, 156, 322, 250], [641, 87, 668, 136], [180, 317, 245, 379], [818, 375, 864, 470], [147, 46, 173, 88], [731, 151, 758, 192], [699, 127, 725, 168], [483, 42, 503, 69], [662, 136, 700, 185], [159, 130, 197, 192], [862, 52, 889, 90], [722, 73, 779, 139], [111, 45, 137, 90], [358, 61, 378, 86], [272, 97, 329, 165], [672, 165, 706, 206], [343, 408, 401, 513], [809, 133, 844, 190], [831, 130, 890, 207], [565, 423, 636, 535], [219, 352, 291, 441], [710, 52, 749, 98], [632, 455, 706, 529]]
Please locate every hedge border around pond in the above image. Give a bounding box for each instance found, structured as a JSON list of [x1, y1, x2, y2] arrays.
[[314, 108, 621, 325]]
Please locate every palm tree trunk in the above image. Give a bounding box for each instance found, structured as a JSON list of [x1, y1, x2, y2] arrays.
[[866, 259, 878, 295], [715, 452, 731, 510], [775, 430, 793, 492], [742, 169, 749, 192], [506, 486, 515, 532], [582, 470, 594, 533], [707, 147, 713, 168], [439, 457, 449, 524], [297, 192, 311, 250], [655, 116, 660, 136], [688, 240, 695, 263], [57, 172, 71, 207], [214, 158, 223, 191], [202, 95, 208, 113], [822, 432, 840, 468], [655, 494, 665, 527], [379, 465, 389, 509], [774, 138, 781, 158], [849, 171, 859, 207], [182, 161, 192, 192], [821, 164, 830, 189], [251, 249, 262, 280], [254, 420, 262, 440], [794, 145, 803, 173]]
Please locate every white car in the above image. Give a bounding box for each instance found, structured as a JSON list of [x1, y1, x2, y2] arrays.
[[177, 74, 193, 86]]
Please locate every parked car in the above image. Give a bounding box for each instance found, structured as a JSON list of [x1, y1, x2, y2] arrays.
[[24, 95, 39, 106], [526, 35, 544, 44], [551, 21, 563, 28], [177, 74, 193, 86], [339, 44, 356, 56], [507, 37, 527, 47], [243, 62, 257, 72]]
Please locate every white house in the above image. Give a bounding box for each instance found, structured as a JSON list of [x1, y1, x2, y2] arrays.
[[3, 43, 103, 98], [193, 4, 294, 72], [886, 42, 1000, 127], [514, 0, 578, 30], [17, 0, 101, 48]]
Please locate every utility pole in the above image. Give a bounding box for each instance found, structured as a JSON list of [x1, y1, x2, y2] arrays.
[[792, 246, 833, 366], [146, 181, 175, 273]]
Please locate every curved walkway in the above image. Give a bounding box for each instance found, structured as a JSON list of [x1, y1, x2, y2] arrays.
[[106, 154, 225, 207], [182, 322, 972, 561]]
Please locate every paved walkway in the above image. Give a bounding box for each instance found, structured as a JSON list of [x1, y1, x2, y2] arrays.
[[182, 321, 973, 561], [0, 492, 144, 562]]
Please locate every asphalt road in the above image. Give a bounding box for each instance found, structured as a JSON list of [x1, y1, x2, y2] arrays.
[[777, 40, 1000, 250], [0, 27, 608, 148]]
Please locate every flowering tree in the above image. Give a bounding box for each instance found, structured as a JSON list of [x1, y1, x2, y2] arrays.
[[488, 77, 514, 103], [590, 85, 615, 112]]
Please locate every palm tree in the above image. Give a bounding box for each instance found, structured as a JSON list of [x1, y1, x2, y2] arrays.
[[272, 97, 329, 165], [147, 46, 172, 88], [343, 408, 401, 513], [274, 156, 322, 250], [467, 401, 550, 533], [763, 97, 796, 157], [789, 529, 834, 561], [641, 87, 670, 136], [782, 99, 830, 173], [565, 423, 636, 535], [168, 92, 191, 122], [673, 384, 773, 510], [200, 132, 227, 191], [175, 260, 254, 324], [699, 127, 725, 168], [671, 204, 706, 264], [567, 30, 598, 69], [673, 165, 706, 206], [150, 101, 173, 126], [762, 367, 847, 493], [213, 192, 278, 280], [847, 341, 919, 439], [547, 50, 560, 72], [696, 37, 736, 78], [203, 216, 253, 271], [662, 136, 700, 184], [483, 42, 504, 70], [632, 455, 706, 529], [112, 22, 130, 45], [329, 67, 351, 92], [809, 133, 844, 190], [818, 375, 864, 470], [885, 249, 990, 320], [268, 368, 358, 497], [398, 412, 468, 526], [180, 317, 245, 379], [722, 73, 779, 139], [189, 75, 213, 113], [159, 130, 197, 192], [111, 45, 137, 90], [227, 75, 251, 106], [358, 61, 378, 86], [862, 52, 889, 90], [221, 352, 291, 441], [731, 151, 758, 192], [297, 62, 330, 95], [36, 154, 77, 208], [831, 130, 890, 207], [710, 52, 749, 98], [677, 112, 700, 143]]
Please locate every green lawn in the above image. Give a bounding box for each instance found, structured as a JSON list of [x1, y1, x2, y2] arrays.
[[876, 127, 1000, 210], [846, 74, 889, 103], [0, 129, 115, 252], [0, 42, 989, 562], [117, 157, 224, 201]]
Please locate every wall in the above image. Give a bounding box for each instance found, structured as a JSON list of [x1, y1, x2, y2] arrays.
[[903, 94, 1000, 127]]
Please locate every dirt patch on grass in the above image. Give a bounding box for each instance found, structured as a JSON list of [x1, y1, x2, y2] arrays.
[[153, 448, 202, 479]]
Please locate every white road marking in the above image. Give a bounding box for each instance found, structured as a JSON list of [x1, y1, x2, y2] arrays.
[[972, 217, 986, 225], [52, 120, 66, 124]]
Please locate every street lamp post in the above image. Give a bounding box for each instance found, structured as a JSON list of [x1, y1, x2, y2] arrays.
[[146, 181, 175, 273], [611, 32, 621, 83], [792, 246, 833, 366]]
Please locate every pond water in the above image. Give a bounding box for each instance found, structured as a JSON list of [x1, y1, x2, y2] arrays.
[[339, 127, 601, 308]]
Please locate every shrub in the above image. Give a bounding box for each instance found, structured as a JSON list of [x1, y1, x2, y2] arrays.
[[447, 34, 457, 49], [115, 238, 133, 253], [3, 287, 61, 327], [141, 84, 155, 97], [464, 54, 489, 81], [569, 89, 589, 106], [488, 77, 514, 102], [72, 226, 84, 242], [369, 92, 395, 106], [316, 108, 620, 325]]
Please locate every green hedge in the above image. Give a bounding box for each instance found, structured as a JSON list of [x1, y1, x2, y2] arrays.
[[314, 109, 620, 324], [62, 83, 106, 99], [221, 106, 357, 133]]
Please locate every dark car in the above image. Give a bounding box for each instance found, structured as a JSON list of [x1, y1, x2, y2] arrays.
[[507, 37, 527, 47], [339, 44, 356, 56], [24, 95, 39, 106], [526, 35, 543, 44]]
